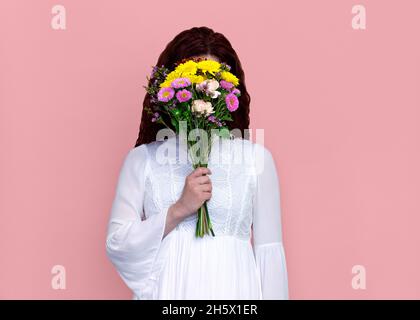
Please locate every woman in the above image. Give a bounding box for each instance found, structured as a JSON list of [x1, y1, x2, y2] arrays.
[[105, 26, 289, 300]]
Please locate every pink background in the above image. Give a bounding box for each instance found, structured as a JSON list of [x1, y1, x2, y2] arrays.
[[1, 0, 419, 299]]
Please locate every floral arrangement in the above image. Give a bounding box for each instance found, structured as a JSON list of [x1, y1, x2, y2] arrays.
[[143, 57, 241, 237]]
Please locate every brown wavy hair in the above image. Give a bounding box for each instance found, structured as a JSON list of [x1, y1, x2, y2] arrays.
[[134, 26, 251, 147]]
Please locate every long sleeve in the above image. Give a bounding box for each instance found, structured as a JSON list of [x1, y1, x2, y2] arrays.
[[105, 145, 170, 299], [251, 144, 289, 299]]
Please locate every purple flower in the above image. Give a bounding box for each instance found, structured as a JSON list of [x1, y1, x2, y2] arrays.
[[225, 92, 239, 112], [207, 115, 223, 127], [220, 80, 234, 90], [157, 87, 175, 102], [171, 78, 191, 89], [176, 89, 192, 103], [151, 112, 160, 122], [150, 65, 158, 78]]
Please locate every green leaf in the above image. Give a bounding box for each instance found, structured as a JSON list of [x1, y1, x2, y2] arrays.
[[220, 113, 233, 121], [170, 117, 179, 132]]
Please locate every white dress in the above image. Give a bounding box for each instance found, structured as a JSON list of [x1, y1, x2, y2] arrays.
[[105, 134, 289, 299]]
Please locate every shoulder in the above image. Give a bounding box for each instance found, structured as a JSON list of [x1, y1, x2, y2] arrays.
[[234, 138, 276, 176], [128, 138, 168, 157], [121, 143, 151, 172], [227, 137, 275, 175], [127, 143, 148, 159], [230, 137, 274, 161]]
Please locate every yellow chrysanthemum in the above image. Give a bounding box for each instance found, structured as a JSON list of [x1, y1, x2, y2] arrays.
[[221, 71, 239, 86], [174, 60, 198, 76], [197, 60, 221, 76], [159, 70, 181, 88], [159, 80, 172, 88], [186, 74, 206, 84]]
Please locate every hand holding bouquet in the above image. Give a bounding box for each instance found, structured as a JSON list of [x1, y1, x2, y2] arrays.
[[143, 57, 241, 237]]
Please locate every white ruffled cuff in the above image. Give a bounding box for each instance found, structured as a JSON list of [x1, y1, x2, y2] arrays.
[[253, 242, 289, 300]]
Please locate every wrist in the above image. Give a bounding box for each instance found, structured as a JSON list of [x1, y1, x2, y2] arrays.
[[170, 201, 187, 222]]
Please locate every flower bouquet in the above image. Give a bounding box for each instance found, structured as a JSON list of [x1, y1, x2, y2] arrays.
[[143, 57, 241, 237]]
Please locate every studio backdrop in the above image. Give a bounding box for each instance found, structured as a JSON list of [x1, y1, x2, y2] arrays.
[[0, 0, 419, 299]]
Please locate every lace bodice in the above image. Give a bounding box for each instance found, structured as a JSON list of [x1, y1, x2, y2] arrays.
[[143, 134, 256, 239]]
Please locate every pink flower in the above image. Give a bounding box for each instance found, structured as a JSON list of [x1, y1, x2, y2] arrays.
[[231, 88, 241, 96], [176, 89, 192, 103], [158, 87, 175, 102], [171, 78, 191, 89], [220, 80, 234, 90], [225, 93, 239, 112]]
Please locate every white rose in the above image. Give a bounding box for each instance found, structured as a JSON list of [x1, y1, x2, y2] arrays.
[[196, 79, 221, 99], [191, 99, 214, 116]]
